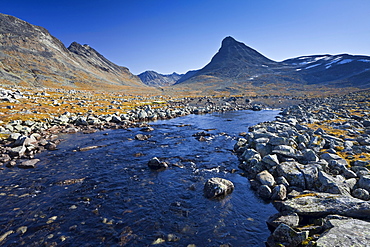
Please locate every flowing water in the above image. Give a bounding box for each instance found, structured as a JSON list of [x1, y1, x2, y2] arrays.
[[0, 110, 279, 246]]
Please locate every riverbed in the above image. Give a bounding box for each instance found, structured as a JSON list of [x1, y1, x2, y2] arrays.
[[0, 110, 279, 246]]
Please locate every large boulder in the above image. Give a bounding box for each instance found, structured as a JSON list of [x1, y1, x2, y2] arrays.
[[314, 218, 370, 246], [203, 177, 234, 199]]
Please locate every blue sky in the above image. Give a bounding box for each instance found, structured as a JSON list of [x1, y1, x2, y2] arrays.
[[2, 0, 370, 74]]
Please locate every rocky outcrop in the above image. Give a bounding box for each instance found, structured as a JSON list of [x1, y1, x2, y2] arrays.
[[235, 90, 370, 246]]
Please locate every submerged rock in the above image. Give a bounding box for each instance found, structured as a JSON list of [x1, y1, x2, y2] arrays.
[[147, 157, 168, 170], [135, 134, 150, 141], [203, 177, 234, 199], [18, 159, 40, 169]]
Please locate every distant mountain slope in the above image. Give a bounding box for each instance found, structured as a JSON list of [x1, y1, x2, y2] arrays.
[[138, 71, 182, 87], [283, 54, 370, 87], [176, 36, 370, 91], [0, 13, 144, 89]]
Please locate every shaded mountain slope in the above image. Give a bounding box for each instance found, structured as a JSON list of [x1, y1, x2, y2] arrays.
[[0, 13, 144, 89]]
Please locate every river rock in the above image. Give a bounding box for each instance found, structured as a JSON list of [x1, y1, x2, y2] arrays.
[[9, 145, 26, 157], [268, 223, 309, 247], [273, 192, 370, 219], [262, 154, 279, 168], [269, 136, 289, 146], [316, 171, 351, 196], [256, 170, 275, 187], [18, 159, 40, 169], [276, 162, 306, 189], [0, 154, 11, 163], [233, 138, 248, 153], [267, 212, 300, 229], [303, 149, 319, 162], [272, 145, 296, 154], [240, 149, 261, 163], [45, 142, 57, 151], [135, 134, 150, 141], [272, 184, 287, 201], [140, 126, 154, 132], [257, 184, 272, 199], [352, 188, 370, 201], [358, 175, 370, 192], [254, 142, 269, 156], [314, 218, 370, 246], [276, 176, 290, 188], [147, 157, 168, 170], [203, 177, 234, 199], [342, 168, 357, 179]]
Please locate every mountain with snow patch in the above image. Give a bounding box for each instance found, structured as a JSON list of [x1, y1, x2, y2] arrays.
[[175, 36, 370, 91]]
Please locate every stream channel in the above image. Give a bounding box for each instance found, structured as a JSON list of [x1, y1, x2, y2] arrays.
[[1, 110, 280, 246]]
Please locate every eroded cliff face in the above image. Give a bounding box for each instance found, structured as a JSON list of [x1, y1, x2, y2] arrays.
[[0, 13, 144, 89]]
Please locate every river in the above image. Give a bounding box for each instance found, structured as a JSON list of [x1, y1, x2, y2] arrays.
[[0, 110, 280, 246]]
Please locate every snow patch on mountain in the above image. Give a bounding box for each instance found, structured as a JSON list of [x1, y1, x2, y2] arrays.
[[305, 64, 321, 69]]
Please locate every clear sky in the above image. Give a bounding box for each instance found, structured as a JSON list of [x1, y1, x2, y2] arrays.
[[2, 0, 370, 75]]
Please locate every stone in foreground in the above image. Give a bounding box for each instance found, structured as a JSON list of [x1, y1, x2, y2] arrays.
[[314, 218, 370, 246], [267, 223, 308, 247], [203, 177, 234, 199]]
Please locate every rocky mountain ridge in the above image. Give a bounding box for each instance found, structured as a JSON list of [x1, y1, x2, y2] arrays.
[[0, 13, 145, 89], [138, 71, 182, 87]]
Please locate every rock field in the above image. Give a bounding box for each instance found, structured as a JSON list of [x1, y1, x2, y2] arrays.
[[234, 89, 370, 246]]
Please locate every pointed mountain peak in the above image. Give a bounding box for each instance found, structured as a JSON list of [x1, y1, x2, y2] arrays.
[[221, 36, 239, 47]]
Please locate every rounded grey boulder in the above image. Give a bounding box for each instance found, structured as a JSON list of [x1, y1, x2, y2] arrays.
[[203, 177, 234, 199]]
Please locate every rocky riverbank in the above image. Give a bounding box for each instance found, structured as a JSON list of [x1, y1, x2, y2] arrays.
[[234, 90, 370, 246], [0, 86, 298, 170]]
